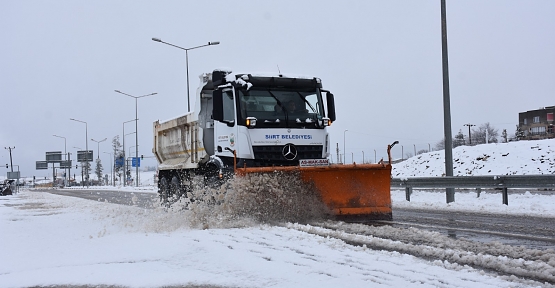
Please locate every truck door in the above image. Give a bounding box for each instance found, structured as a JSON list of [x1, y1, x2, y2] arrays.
[[213, 88, 239, 161]]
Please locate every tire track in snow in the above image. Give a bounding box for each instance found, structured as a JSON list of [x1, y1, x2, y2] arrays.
[[285, 222, 555, 286]]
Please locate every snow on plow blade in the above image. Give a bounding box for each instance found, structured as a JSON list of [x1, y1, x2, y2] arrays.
[[236, 163, 392, 221]]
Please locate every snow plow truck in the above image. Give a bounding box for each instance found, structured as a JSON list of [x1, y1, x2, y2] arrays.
[[152, 69, 394, 220]]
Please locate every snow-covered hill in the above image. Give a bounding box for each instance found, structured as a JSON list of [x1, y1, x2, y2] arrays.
[[392, 139, 554, 177]]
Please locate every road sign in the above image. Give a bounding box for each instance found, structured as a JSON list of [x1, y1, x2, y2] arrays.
[[7, 171, 20, 179], [36, 161, 48, 170], [59, 160, 72, 169], [115, 157, 124, 168], [131, 157, 140, 167], [46, 151, 62, 163], [77, 150, 93, 162]]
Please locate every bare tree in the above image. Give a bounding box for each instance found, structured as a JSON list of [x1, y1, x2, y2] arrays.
[[471, 122, 498, 144], [435, 138, 445, 150]]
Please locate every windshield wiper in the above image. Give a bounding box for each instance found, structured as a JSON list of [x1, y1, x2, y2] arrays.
[[267, 90, 288, 122], [267, 90, 285, 111], [296, 92, 317, 113]]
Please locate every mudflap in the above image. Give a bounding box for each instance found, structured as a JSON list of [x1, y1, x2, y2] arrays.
[[236, 163, 392, 221]]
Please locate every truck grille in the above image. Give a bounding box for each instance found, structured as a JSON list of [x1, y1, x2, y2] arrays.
[[252, 145, 323, 166]]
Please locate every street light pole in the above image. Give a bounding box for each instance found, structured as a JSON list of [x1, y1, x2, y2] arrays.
[[70, 118, 89, 187], [124, 131, 136, 186], [73, 147, 83, 185], [129, 146, 136, 160], [343, 129, 348, 164], [53, 135, 67, 185], [464, 123, 475, 145], [4, 147, 15, 172], [122, 119, 135, 187], [103, 151, 113, 186], [374, 149, 376, 163], [91, 138, 107, 159], [115, 90, 157, 187], [151, 38, 220, 113]]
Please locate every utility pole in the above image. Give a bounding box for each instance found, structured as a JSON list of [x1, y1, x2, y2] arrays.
[[441, 0, 455, 203], [336, 143, 339, 164], [464, 123, 475, 145], [4, 146, 15, 172]]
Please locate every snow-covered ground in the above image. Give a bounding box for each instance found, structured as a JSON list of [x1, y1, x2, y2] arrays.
[[1, 140, 554, 287], [392, 139, 554, 177]]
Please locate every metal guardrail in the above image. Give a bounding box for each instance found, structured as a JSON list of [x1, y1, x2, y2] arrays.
[[391, 175, 555, 205]]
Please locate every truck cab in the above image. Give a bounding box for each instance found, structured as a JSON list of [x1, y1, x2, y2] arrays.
[[211, 70, 336, 171]]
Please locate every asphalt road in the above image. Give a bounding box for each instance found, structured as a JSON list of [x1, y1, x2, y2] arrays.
[[39, 189, 159, 209], [36, 188, 555, 250], [388, 208, 555, 250]]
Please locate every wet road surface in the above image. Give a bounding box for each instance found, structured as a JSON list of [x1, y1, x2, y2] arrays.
[[35, 188, 555, 250], [387, 208, 555, 250]]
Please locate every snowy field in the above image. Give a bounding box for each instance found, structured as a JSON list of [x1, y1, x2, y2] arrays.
[[1, 140, 554, 287], [392, 139, 554, 177]]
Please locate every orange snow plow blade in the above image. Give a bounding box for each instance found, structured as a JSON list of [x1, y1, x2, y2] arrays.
[[236, 163, 392, 221]]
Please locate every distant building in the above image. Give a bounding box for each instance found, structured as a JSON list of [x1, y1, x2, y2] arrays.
[[518, 106, 554, 140]]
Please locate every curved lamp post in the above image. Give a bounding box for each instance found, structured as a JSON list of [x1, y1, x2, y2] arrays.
[[53, 135, 67, 186], [91, 138, 107, 160], [103, 151, 113, 186], [70, 118, 89, 187], [151, 37, 220, 113], [115, 90, 157, 187], [122, 119, 135, 187]]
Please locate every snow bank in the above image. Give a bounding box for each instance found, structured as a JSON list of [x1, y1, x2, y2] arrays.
[[393, 139, 554, 177]]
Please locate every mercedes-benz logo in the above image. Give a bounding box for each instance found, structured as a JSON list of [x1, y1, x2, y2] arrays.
[[282, 143, 298, 160]]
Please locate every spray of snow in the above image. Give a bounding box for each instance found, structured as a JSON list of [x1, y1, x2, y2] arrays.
[[86, 172, 331, 233]]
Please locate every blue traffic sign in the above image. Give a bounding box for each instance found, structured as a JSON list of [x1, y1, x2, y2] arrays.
[[131, 157, 140, 167]]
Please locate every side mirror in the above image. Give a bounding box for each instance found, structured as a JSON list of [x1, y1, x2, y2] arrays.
[[213, 89, 224, 122], [326, 92, 336, 122]]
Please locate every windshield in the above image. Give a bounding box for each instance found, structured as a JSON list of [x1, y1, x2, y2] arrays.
[[237, 88, 324, 128]]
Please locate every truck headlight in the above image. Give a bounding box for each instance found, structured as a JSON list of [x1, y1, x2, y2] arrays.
[[246, 117, 257, 127]]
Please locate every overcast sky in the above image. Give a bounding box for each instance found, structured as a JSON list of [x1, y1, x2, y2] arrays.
[[2, 0, 554, 178]]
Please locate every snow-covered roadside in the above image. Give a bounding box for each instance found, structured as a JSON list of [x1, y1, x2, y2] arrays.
[[391, 189, 555, 218], [63, 185, 157, 193], [1, 190, 548, 288]]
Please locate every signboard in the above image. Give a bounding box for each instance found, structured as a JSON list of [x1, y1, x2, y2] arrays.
[[36, 161, 48, 170], [77, 150, 93, 162], [131, 157, 140, 167], [59, 160, 72, 169], [46, 151, 62, 163], [299, 159, 330, 167], [7, 171, 20, 179], [115, 157, 124, 168]]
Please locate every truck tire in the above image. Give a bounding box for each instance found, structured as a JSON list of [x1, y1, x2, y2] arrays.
[[171, 176, 181, 198], [203, 164, 222, 188], [159, 177, 170, 205]]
